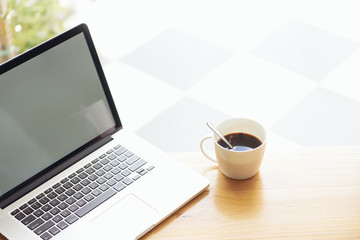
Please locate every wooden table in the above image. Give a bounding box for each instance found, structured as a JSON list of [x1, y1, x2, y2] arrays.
[[142, 146, 360, 240], [1, 146, 360, 240]]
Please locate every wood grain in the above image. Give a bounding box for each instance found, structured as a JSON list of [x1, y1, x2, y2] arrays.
[[1, 146, 360, 240], [142, 147, 360, 240]]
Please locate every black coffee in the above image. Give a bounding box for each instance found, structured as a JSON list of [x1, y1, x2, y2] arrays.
[[217, 132, 262, 151]]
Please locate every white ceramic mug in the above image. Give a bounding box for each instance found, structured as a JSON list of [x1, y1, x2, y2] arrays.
[[200, 118, 267, 180]]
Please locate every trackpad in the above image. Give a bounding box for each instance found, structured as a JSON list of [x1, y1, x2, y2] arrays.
[[90, 194, 159, 239]]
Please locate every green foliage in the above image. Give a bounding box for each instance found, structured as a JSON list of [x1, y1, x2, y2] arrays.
[[7, 0, 71, 54]]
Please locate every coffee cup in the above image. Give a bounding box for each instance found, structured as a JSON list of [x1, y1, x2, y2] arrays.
[[200, 118, 267, 180]]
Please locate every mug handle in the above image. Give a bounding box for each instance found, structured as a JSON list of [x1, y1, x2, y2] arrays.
[[200, 136, 217, 163]]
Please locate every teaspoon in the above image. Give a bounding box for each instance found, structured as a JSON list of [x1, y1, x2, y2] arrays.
[[206, 121, 233, 149]]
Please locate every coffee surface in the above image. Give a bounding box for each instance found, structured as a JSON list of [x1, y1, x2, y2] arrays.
[[217, 132, 262, 151]]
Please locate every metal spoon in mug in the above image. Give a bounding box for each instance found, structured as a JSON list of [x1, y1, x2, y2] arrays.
[[206, 121, 234, 150]]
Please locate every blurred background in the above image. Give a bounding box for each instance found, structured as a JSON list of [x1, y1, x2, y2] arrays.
[[1, 0, 360, 153]]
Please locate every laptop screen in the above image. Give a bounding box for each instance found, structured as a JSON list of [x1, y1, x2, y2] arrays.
[[0, 25, 121, 205]]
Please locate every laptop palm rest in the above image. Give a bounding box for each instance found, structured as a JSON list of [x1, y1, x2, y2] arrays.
[[90, 194, 158, 239]]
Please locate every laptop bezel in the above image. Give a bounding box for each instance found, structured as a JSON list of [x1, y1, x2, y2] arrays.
[[0, 23, 122, 208]]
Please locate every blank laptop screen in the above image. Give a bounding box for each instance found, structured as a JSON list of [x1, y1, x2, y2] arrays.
[[0, 32, 116, 197]]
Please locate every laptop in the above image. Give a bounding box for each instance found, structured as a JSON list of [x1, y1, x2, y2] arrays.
[[0, 23, 209, 240]]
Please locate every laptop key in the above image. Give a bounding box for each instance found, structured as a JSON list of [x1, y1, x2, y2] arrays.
[[49, 199, 60, 207], [60, 177, 69, 184], [75, 188, 116, 218], [111, 167, 121, 175], [34, 220, 55, 235], [52, 215, 63, 223], [122, 177, 133, 185], [49, 226, 60, 235], [91, 158, 99, 164], [89, 182, 99, 189], [99, 184, 109, 192], [114, 147, 127, 156], [126, 155, 139, 165], [100, 158, 110, 165], [23, 207, 34, 215], [93, 163, 102, 170], [49, 226, 60, 236], [19, 204, 28, 210], [78, 172, 88, 179], [110, 160, 120, 167], [33, 209, 44, 217], [84, 194, 94, 202], [55, 186, 65, 194], [113, 182, 126, 192], [73, 192, 84, 200], [91, 189, 102, 197], [104, 172, 113, 179], [42, 213, 52, 221], [147, 165, 155, 171], [65, 197, 76, 205], [62, 182, 73, 190], [39, 197, 50, 204], [114, 174, 124, 182], [40, 232, 52, 240], [84, 163, 91, 169], [106, 179, 117, 186], [103, 165, 112, 172], [21, 214, 36, 225], [58, 202, 68, 210], [36, 193, 45, 200], [57, 194, 68, 202], [95, 169, 105, 176], [117, 155, 127, 162], [56, 221, 68, 230], [85, 167, 95, 174], [28, 218, 45, 230], [68, 173, 76, 179], [28, 198, 37, 205], [133, 175, 141, 181], [124, 151, 134, 158], [65, 189, 75, 196], [73, 184, 83, 191], [80, 179, 91, 186], [107, 154, 116, 160], [137, 168, 147, 176], [50, 208, 60, 216], [47, 192, 57, 199], [70, 177, 80, 184], [60, 209, 71, 218], [44, 188, 52, 194], [119, 163, 128, 170], [128, 159, 146, 172], [76, 199, 87, 207], [11, 209, 20, 216], [96, 177, 106, 185], [121, 169, 131, 177], [88, 174, 98, 181], [68, 204, 79, 212]]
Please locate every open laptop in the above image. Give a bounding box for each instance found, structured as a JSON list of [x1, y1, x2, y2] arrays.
[[0, 23, 209, 240]]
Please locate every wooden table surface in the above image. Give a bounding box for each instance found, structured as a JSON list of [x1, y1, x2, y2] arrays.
[[1, 146, 360, 240], [141, 146, 360, 240]]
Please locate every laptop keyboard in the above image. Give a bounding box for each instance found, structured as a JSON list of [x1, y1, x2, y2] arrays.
[[10, 144, 155, 240]]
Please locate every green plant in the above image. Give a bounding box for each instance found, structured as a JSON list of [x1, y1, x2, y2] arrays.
[[0, 0, 71, 63]]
